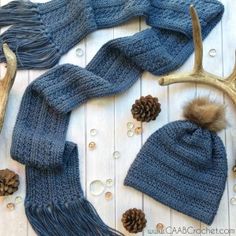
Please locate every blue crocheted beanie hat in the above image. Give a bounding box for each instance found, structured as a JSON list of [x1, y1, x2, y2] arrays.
[[124, 97, 228, 225]]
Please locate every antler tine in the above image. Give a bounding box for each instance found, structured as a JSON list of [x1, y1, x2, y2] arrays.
[[158, 6, 205, 86], [158, 6, 236, 106], [0, 43, 17, 133], [2, 44, 17, 88], [190, 5, 204, 73], [225, 50, 236, 83]]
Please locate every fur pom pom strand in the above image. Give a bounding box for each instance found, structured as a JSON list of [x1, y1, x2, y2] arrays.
[[183, 97, 226, 132]]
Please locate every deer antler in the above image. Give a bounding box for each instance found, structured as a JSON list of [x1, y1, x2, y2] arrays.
[[159, 6, 236, 105], [0, 43, 17, 133]]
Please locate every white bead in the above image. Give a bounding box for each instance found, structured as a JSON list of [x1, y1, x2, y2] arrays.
[[127, 122, 134, 130], [15, 196, 23, 204], [113, 151, 120, 159], [106, 179, 113, 187], [233, 185, 236, 193], [208, 49, 216, 57], [76, 48, 84, 57], [90, 129, 97, 136], [230, 197, 236, 205], [127, 130, 134, 137]]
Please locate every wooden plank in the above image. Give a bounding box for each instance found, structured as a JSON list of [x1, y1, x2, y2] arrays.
[[168, 46, 200, 236], [141, 71, 170, 236], [26, 1, 49, 235], [140, 19, 171, 236], [85, 28, 116, 228], [195, 8, 230, 234], [221, 0, 236, 233], [0, 71, 29, 236], [27, 26, 87, 236], [27, 68, 46, 236], [113, 19, 142, 235], [0, 0, 28, 235], [62, 39, 87, 193]]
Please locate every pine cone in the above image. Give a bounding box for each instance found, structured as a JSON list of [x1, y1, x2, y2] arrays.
[[0, 169, 19, 196], [131, 95, 161, 122], [121, 208, 147, 233]]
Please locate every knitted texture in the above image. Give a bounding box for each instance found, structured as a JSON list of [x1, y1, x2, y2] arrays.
[[0, 0, 223, 69], [12, 80, 123, 236], [124, 121, 228, 225], [10, 0, 224, 235]]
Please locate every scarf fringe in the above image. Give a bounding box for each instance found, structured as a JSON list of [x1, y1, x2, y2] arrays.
[[25, 198, 124, 236], [0, 1, 61, 69]]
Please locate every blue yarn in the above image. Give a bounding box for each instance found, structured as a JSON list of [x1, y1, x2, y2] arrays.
[[124, 121, 228, 225], [0, 0, 224, 69], [10, 0, 224, 235], [24, 142, 121, 235]]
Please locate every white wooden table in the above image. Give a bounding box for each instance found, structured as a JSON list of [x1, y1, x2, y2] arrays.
[[0, 0, 236, 235]]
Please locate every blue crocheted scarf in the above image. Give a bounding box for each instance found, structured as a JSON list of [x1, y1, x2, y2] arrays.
[[0, 0, 223, 69], [10, 0, 224, 235]]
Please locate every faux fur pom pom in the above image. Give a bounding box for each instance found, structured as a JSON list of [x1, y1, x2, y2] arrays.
[[183, 97, 226, 132]]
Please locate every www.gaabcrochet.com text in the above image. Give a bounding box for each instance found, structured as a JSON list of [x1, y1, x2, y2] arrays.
[[147, 226, 235, 235]]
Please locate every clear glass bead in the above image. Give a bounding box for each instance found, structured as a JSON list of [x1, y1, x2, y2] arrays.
[[88, 142, 96, 150], [156, 223, 164, 231], [15, 196, 23, 204], [90, 180, 105, 196], [106, 179, 113, 187], [127, 130, 134, 137], [135, 127, 143, 135], [127, 122, 134, 130], [230, 197, 236, 205], [105, 192, 113, 201], [76, 48, 84, 57], [113, 151, 120, 159], [208, 49, 216, 57], [90, 129, 97, 136], [6, 202, 15, 211], [234, 185, 236, 193]]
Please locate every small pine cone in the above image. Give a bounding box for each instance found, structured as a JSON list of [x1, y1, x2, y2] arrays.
[[0, 169, 19, 196], [121, 208, 147, 234], [131, 95, 161, 122]]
